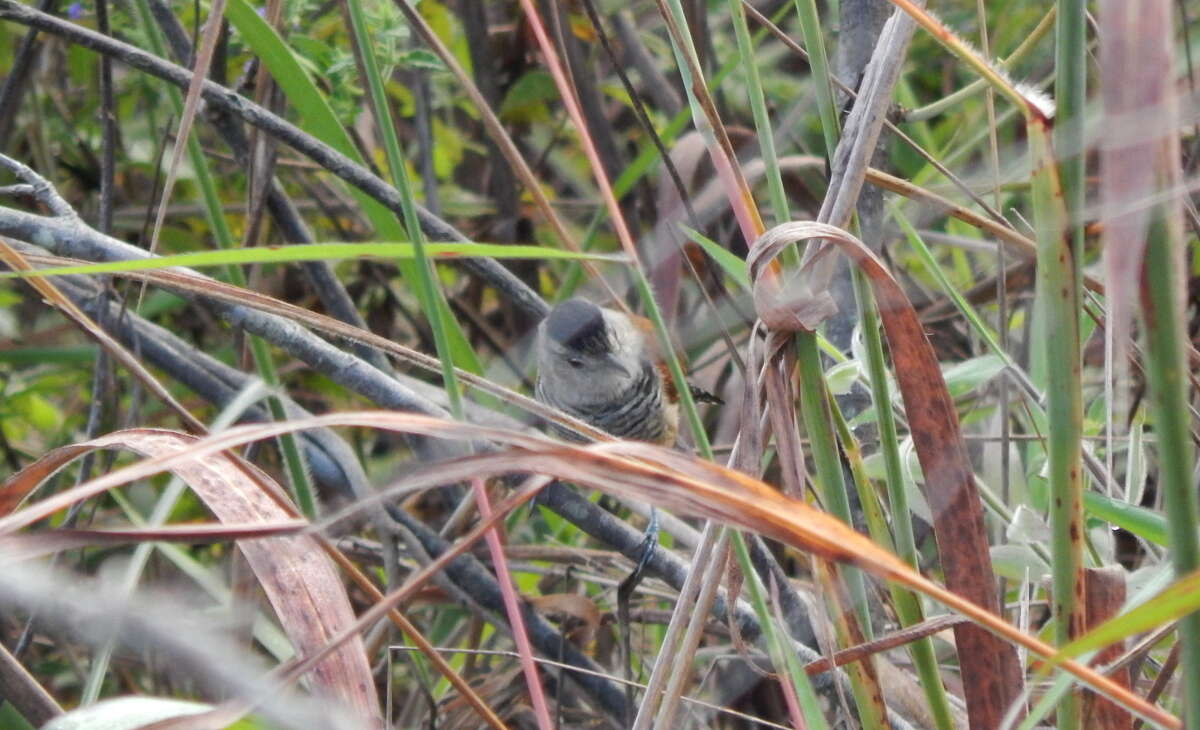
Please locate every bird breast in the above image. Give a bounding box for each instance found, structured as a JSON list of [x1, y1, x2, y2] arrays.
[[537, 361, 678, 446]]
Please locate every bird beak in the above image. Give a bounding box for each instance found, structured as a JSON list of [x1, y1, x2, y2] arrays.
[[601, 352, 632, 378]]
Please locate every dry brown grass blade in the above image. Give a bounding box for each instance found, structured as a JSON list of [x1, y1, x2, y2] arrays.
[[0, 429, 380, 725], [142, 0, 225, 261], [1083, 567, 1132, 728], [800, 615, 968, 675], [747, 220, 1025, 725], [687, 153, 1108, 295], [0, 440, 101, 516], [0, 426, 515, 728], [881, 0, 1054, 122], [0, 641, 62, 726], [0, 413, 1175, 726], [157, 472, 551, 730], [527, 593, 602, 646], [649, 0, 764, 244]]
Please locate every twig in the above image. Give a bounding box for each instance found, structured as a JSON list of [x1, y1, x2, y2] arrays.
[[0, 154, 78, 218], [0, 0, 59, 145]]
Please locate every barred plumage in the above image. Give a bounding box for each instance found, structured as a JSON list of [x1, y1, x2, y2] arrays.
[[536, 360, 678, 444]]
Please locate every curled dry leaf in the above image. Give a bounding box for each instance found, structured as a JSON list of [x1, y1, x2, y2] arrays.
[[0, 430, 380, 727], [748, 253, 838, 333]]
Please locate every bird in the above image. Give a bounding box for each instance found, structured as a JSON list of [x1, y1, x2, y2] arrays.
[[534, 298, 721, 581], [535, 297, 680, 447]]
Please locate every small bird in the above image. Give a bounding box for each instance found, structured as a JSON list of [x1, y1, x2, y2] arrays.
[[534, 298, 721, 578], [535, 298, 680, 447], [535, 298, 721, 693]]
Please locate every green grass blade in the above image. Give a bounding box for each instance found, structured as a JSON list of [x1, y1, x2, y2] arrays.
[[792, 0, 839, 156], [1028, 115, 1084, 729], [728, 0, 788, 224], [3, 243, 624, 279], [1143, 214, 1200, 719]]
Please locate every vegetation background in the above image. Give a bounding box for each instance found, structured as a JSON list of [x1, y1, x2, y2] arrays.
[[0, 0, 1197, 728]]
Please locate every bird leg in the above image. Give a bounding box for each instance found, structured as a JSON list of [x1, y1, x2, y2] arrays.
[[615, 505, 659, 719]]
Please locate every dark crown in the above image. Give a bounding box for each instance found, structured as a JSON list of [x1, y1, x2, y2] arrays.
[[545, 298, 610, 354]]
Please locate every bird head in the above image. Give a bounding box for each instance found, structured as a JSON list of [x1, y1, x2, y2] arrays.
[[536, 298, 644, 404]]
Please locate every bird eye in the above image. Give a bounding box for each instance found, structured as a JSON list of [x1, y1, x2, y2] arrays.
[[567, 357, 584, 369]]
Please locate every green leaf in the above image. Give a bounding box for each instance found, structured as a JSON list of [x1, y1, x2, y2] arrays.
[[418, 0, 469, 72], [431, 117, 466, 179], [1083, 490, 1168, 546], [499, 71, 557, 123], [11, 391, 62, 431], [1125, 416, 1148, 505], [941, 354, 1006, 397], [397, 48, 445, 72], [826, 359, 863, 396], [225, 0, 357, 159], [288, 36, 335, 73], [0, 346, 97, 365], [990, 543, 1050, 583], [0, 701, 37, 730]]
